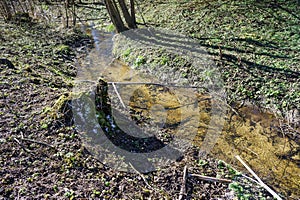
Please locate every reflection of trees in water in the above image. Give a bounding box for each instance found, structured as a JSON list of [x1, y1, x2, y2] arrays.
[[73, 27, 225, 172], [95, 79, 167, 153]]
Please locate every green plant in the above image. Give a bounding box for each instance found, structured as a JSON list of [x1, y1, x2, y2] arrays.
[[106, 23, 115, 32], [229, 182, 252, 200], [134, 55, 146, 68], [160, 56, 169, 65], [198, 159, 208, 167], [53, 44, 72, 56], [64, 188, 75, 199], [123, 48, 131, 57]]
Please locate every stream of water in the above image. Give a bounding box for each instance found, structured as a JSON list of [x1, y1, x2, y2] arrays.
[[73, 25, 300, 198]]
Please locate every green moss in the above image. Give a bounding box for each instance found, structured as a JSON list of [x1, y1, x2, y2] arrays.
[[106, 23, 116, 32], [54, 44, 73, 55]]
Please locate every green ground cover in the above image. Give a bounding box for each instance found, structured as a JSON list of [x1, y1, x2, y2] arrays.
[[137, 0, 299, 120]]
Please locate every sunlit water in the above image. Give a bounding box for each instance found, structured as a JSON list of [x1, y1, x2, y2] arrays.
[[104, 60, 300, 198], [74, 25, 300, 198]]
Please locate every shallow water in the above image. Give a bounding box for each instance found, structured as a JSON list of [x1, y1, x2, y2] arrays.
[[75, 26, 300, 198], [104, 60, 300, 197]]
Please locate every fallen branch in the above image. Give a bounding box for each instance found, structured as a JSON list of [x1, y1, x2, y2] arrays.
[[13, 138, 31, 153], [75, 4, 105, 10], [235, 155, 282, 200], [107, 81, 206, 89], [178, 165, 188, 200], [20, 138, 54, 148], [189, 173, 232, 183], [129, 162, 152, 189]]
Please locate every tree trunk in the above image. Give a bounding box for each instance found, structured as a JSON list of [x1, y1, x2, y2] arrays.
[[130, 0, 136, 24], [117, 0, 136, 29], [64, 0, 69, 28], [105, 0, 137, 32], [105, 0, 127, 32]]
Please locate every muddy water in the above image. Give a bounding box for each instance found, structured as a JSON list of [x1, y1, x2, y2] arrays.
[[76, 26, 299, 198], [100, 59, 300, 198], [205, 106, 300, 198]]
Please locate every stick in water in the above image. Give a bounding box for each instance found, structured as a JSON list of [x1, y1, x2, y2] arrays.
[[235, 155, 282, 200], [111, 82, 126, 109]]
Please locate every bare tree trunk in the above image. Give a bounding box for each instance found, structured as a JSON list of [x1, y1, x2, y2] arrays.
[[105, 0, 127, 32], [105, 0, 137, 32], [130, 0, 136, 24], [72, 0, 76, 26], [117, 0, 136, 29], [64, 0, 69, 28]]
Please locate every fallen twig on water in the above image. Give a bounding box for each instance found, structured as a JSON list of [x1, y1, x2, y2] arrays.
[[178, 165, 188, 200], [235, 155, 282, 200], [189, 173, 232, 183], [111, 82, 126, 109]]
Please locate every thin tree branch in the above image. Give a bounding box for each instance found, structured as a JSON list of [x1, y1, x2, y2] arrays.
[[190, 173, 232, 183], [235, 155, 282, 200], [178, 165, 188, 200]]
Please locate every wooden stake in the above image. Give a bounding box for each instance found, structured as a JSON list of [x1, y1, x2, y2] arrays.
[[111, 82, 126, 109]]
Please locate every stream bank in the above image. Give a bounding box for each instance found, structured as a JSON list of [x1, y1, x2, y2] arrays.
[[108, 27, 300, 198], [1, 0, 300, 198], [1, 19, 273, 199]]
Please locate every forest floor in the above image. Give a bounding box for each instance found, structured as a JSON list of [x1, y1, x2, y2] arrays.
[[0, 0, 299, 199]]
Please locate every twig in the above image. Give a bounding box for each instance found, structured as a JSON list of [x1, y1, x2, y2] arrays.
[[13, 138, 31, 153], [111, 82, 126, 109], [107, 81, 205, 89], [134, 0, 147, 26], [129, 162, 152, 189], [235, 155, 282, 200], [178, 165, 188, 200], [20, 138, 54, 148], [241, 174, 260, 185], [189, 174, 232, 183]]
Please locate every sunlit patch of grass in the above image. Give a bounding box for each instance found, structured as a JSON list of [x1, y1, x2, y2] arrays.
[[140, 0, 300, 117]]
